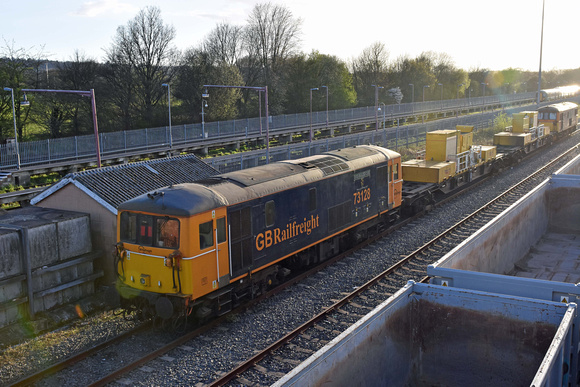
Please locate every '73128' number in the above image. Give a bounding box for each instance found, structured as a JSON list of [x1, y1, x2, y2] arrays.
[[353, 188, 371, 204]]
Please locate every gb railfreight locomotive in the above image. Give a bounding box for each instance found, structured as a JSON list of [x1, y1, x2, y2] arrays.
[[115, 145, 402, 321]]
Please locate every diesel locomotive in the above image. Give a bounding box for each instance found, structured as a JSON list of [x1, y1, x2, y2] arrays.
[[114, 102, 578, 322], [115, 145, 402, 321]]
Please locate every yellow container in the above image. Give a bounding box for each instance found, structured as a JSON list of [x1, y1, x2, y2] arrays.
[[512, 113, 530, 133], [494, 132, 513, 146], [522, 111, 538, 128], [480, 146, 497, 162], [459, 132, 473, 153], [402, 160, 456, 184], [493, 132, 531, 146], [456, 125, 474, 153], [425, 130, 458, 162]]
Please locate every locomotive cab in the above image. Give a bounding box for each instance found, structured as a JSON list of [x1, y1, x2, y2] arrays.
[[115, 185, 230, 319], [538, 102, 578, 135]]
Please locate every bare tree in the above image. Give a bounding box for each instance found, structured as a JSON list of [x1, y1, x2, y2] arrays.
[[0, 39, 46, 140], [204, 22, 244, 66], [350, 42, 390, 106], [242, 2, 302, 114], [245, 2, 302, 73], [56, 51, 100, 135], [105, 6, 180, 127]]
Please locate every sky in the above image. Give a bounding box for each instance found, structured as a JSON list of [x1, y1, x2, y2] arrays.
[[2, 0, 579, 72]]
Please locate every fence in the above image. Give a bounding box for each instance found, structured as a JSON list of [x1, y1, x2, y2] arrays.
[[0, 92, 536, 169], [207, 107, 516, 173]]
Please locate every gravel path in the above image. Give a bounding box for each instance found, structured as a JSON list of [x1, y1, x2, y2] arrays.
[[1, 133, 578, 387]]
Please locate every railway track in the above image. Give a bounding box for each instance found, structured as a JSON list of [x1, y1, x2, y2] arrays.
[[5, 139, 578, 386], [0, 186, 45, 206], [208, 141, 580, 386]]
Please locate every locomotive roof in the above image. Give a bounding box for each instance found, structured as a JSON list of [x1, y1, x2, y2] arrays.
[[118, 145, 400, 217], [118, 184, 228, 217], [539, 102, 578, 112]]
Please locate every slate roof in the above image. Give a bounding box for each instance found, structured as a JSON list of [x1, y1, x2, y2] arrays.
[[30, 154, 220, 214]]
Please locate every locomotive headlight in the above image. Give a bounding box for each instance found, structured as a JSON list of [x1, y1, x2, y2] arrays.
[[130, 276, 134, 282], [158, 281, 162, 287], [140, 274, 151, 287]]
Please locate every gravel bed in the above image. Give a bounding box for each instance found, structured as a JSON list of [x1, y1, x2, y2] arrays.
[[1, 134, 578, 387], [0, 310, 140, 386]]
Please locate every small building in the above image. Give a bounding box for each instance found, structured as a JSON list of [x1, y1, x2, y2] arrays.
[[31, 154, 220, 285]]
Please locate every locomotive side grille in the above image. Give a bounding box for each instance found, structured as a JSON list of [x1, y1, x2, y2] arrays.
[[328, 200, 352, 233], [229, 206, 253, 276]]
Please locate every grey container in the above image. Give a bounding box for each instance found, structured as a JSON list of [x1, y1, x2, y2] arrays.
[[274, 281, 575, 387], [427, 152, 580, 385]]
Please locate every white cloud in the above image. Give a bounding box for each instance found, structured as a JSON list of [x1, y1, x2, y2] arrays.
[[73, 0, 137, 17]]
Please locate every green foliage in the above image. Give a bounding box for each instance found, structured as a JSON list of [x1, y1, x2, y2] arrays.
[[282, 51, 356, 113], [493, 112, 510, 133]]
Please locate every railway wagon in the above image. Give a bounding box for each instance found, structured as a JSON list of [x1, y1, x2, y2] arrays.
[[115, 145, 402, 320], [493, 110, 551, 159], [427, 154, 580, 384], [538, 102, 578, 136], [401, 125, 497, 212], [274, 281, 575, 387]]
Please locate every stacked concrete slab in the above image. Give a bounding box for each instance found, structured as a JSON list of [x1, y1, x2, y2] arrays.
[[0, 207, 102, 329]]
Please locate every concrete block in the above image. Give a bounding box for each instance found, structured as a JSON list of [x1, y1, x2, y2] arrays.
[[77, 261, 93, 278], [1, 281, 24, 301], [57, 217, 92, 261], [0, 307, 19, 327], [59, 266, 76, 284], [29, 224, 59, 268], [0, 231, 22, 279]]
